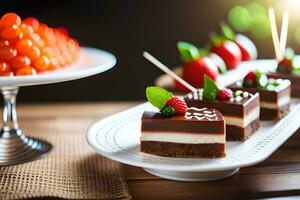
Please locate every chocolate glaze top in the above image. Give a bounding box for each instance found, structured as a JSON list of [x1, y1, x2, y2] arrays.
[[143, 107, 223, 122], [184, 89, 255, 105], [231, 78, 291, 92], [142, 107, 225, 134], [228, 79, 291, 103], [184, 89, 260, 117], [268, 72, 300, 89]]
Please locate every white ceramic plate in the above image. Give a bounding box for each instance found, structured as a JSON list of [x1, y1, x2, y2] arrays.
[[87, 100, 300, 181], [87, 59, 300, 181], [0, 47, 116, 87]]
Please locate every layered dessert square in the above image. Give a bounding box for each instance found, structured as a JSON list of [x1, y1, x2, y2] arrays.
[[228, 72, 291, 120], [268, 73, 299, 98], [184, 90, 260, 141], [141, 107, 226, 158], [267, 49, 300, 98]]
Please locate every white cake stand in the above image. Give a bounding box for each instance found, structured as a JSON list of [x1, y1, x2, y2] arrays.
[[0, 47, 116, 166]]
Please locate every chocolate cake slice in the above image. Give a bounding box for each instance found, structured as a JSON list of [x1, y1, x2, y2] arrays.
[[229, 78, 291, 120], [267, 48, 300, 98], [184, 90, 260, 141], [268, 72, 299, 97], [141, 107, 226, 158]]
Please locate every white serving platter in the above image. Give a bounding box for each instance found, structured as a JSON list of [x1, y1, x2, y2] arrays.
[[87, 99, 300, 181], [87, 59, 300, 182]]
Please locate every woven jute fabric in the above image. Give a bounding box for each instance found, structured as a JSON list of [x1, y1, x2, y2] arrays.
[[0, 117, 131, 200]]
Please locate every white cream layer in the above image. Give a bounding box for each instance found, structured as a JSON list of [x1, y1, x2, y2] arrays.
[[141, 132, 225, 144], [224, 106, 260, 128], [260, 96, 290, 109]]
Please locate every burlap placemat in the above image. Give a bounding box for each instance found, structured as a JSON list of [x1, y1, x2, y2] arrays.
[[0, 116, 131, 200]]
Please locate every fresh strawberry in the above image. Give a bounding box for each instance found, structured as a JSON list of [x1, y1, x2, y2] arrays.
[[176, 42, 219, 91], [277, 58, 293, 74], [211, 40, 241, 70], [181, 57, 219, 89], [217, 88, 233, 100], [208, 52, 227, 74], [243, 71, 257, 87], [235, 34, 257, 61], [175, 80, 190, 92], [219, 23, 256, 61], [164, 97, 187, 115]]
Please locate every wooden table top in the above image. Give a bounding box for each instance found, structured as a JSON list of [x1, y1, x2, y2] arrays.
[[15, 102, 300, 200]]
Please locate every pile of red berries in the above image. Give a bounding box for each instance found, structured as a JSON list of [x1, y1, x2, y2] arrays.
[[0, 13, 79, 76]]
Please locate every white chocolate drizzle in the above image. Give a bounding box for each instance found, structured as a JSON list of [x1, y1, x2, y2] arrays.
[[185, 107, 219, 121]]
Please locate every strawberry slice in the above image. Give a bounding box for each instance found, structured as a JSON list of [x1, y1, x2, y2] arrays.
[[219, 23, 256, 61], [235, 34, 257, 61], [211, 40, 241, 69]]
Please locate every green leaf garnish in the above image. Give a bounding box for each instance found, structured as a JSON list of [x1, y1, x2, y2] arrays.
[[220, 22, 235, 41], [292, 67, 300, 75], [146, 86, 173, 110], [177, 41, 200, 63], [255, 71, 268, 88], [203, 75, 220, 100], [210, 32, 225, 47]]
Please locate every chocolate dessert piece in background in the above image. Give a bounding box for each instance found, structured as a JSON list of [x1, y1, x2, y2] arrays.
[[141, 107, 226, 158], [268, 73, 299, 98], [184, 90, 260, 141], [229, 78, 291, 120]]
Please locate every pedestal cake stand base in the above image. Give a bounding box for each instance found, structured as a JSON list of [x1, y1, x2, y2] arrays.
[[0, 130, 52, 166]]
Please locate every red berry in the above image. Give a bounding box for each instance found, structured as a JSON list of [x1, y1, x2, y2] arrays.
[[243, 71, 257, 87], [15, 66, 37, 76], [217, 88, 233, 100], [1, 25, 23, 40], [55, 27, 69, 37], [10, 56, 31, 70], [165, 97, 188, 115], [0, 62, 10, 72], [0, 13, 21, 27], [0, 46, 17, 60], [180, 57, 219, 90], [22, 17, 39, 30], [277, 58, 293, 74], [211, 40, 242, 69]]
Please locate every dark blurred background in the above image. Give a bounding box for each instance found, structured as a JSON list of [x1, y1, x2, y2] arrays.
[[1, 0, 299, 102]]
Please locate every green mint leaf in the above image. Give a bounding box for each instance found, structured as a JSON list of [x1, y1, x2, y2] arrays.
[[210, 32, 225, 47], [203, 75, 219, 100], [177, 41, 200, 63], [292, 67, 300, 75], [220, 22, 235, 41], [255, 71, 268, 88], [146, 86, 173, 110]]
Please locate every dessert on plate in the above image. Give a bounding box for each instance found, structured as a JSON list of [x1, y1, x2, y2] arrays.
[[141, 86, 226, 158], [267, 48, 300, 98], [229, 71, 291, 120], [184, 76, 260, 141], [0, 13, 80, 76]]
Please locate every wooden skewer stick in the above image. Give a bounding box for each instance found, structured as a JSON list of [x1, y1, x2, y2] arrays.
[[268, 7, 282, 61], [279, 10, 289, 57], [143, 51, 197, 93]]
